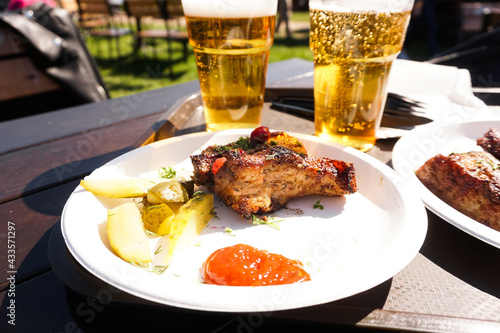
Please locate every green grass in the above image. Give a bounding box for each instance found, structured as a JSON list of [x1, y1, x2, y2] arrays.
[[89, 37, 201, 97], [85, 14, 313, 98], [291, 11, 310, 22]]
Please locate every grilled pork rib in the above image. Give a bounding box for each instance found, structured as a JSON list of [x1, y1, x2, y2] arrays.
[[192, 140, 357, 219], [214, 146, 357, 219], [191, 131, 307, 189], [477, 128, 500, 160], [416, 151, 500, 231]]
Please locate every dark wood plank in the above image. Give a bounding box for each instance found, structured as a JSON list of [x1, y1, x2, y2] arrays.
[[0, 57, 61, 102], [0, 272, 75, 332], [0, 112, 164, 204], [0, 27, 27, 57], [0, 81, 200, 154], [0, 180, 80, 292], [0, 27, 62, 104]]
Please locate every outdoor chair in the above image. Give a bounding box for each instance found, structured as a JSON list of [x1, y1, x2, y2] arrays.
[[59, 0, 79, 17], [124, 0, 189, 73], [76, 0, 132, 59]]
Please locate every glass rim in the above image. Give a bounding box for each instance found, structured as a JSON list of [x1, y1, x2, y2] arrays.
[[181, 0, 278, 18], [308, 0, 415, 12]]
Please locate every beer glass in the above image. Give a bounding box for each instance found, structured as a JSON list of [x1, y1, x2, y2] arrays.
[[182, 0, 278, 131], [309, 0, 414, 151]]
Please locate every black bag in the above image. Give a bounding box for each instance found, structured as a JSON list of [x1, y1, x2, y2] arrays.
[[0, 3, 109, 116]]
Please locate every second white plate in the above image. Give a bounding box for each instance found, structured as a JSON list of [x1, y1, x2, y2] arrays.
[[392, 119, 500, 249]]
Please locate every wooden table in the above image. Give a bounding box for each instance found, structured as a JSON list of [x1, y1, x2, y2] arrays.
[[1, 58, 500, 332]]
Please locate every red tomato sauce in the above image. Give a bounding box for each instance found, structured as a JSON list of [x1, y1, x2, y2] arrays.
[[201, 244, 311, 286]]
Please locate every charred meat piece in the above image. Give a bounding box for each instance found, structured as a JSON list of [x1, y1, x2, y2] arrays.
[[211, 146, 357, 219], [416, 151, 500, 231], [191, 131, 307, 188], [477, 128, 500, 160], [191, 150, 221, 187]]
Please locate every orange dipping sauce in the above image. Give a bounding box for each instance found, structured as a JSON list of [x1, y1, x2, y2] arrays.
[[201, 244, 311, 286]]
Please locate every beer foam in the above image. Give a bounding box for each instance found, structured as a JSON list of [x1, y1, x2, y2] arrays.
[[309, 0, 413, 12], [182, 0, 278, 18]]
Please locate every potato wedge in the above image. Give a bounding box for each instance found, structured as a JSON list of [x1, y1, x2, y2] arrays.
[[107, 203, 152, 264], [165, 193, 214, 265], [81, 178, 159, 198]]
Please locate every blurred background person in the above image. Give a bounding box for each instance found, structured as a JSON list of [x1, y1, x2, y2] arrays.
[[276, 0, 292, 39]]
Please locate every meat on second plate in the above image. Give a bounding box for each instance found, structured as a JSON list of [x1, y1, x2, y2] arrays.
[[416, 128, 500, 232]]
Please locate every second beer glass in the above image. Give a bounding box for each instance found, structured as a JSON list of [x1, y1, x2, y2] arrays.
[[309, 0, 414, 151], [182, 0, 278, 131]]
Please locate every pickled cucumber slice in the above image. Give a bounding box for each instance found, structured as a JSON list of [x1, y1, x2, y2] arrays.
[[147, 180, 189, 204], [165, 202, 183, 214], [142, 203, 175, 235]]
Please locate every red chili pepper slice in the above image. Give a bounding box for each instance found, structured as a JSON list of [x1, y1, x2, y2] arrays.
[[212, 157, 226, 175]]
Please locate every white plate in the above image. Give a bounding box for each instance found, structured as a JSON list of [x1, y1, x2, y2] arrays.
[[392, 119, 500, 249], [61, 129, 427, 312]]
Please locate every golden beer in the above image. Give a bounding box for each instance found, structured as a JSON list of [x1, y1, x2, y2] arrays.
[[310, 8, 411, 151], [184, 12, 276, 131]]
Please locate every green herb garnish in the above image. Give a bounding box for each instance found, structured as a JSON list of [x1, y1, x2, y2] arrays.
[[192, 190, 204, 201], [130, 259, 167, 275], [158, 167, 176, 179], [209, 208, 219, 219], [212, 136, 256, 153], [224, 227, 236, 236], [252, 215, 284, 230], [313, 200, 324, 210]]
